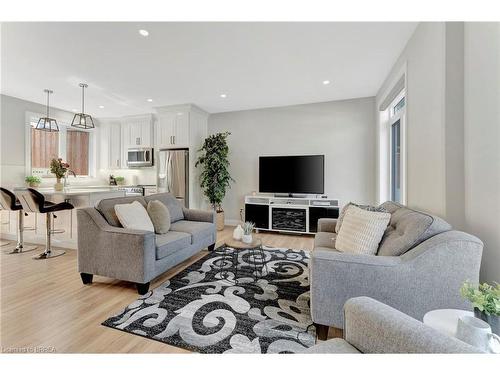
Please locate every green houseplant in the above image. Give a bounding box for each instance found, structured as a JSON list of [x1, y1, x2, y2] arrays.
[[195, 132, 234, 231], [461, 281, 500, 334], [25, 176, 41, 188], [114, 176, 125, 186]]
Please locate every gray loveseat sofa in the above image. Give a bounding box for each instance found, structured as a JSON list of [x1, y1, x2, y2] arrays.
[[77, 193, 216, 294], [305, 297, 480, 353], [310, 201, 483, 338]]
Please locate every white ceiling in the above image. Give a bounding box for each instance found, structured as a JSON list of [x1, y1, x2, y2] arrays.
[[1, 22, 417, 117]]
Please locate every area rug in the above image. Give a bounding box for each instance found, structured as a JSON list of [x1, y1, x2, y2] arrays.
[[102, 246, 316, 353]]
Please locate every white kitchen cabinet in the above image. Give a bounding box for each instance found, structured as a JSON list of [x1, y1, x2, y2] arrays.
[[156, 111, 189, 148], [99, 120, 122, 169], [123, 115, 153, 148]]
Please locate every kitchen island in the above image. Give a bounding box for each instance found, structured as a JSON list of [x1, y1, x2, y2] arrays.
[[1, 186, 126, 250]]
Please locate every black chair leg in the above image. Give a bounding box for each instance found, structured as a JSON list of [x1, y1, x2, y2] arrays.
[[136, 282, 150, 295], [208, 243, 216, 252], [80, 273, 93, 284], [314, 323, 330, 341]]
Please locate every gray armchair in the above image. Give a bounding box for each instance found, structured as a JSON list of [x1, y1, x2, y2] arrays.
[[305, 297, 481, 353], [310, 202, 483, 337], [77, 193, 216, 294]]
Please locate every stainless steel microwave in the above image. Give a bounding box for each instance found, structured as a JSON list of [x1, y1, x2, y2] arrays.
[[127, 147, 154, 167]]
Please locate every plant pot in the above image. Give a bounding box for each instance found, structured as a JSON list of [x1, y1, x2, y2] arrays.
[[28, 182, 39, 188], [116, 180, 125, 186], [242, 234, 253, 244], [474, 308, 499, 335], [54, 178, 64, 191], [216, 211, 225, 231]]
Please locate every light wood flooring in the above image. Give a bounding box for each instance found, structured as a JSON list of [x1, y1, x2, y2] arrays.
[[1, 227, 317, 353]]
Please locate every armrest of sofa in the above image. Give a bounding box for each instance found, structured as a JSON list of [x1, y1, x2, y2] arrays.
[[343, 297, 481, 353], [77, 207, 156, 283], [182, 207, 216, 224], [317, 218, 337, 233]]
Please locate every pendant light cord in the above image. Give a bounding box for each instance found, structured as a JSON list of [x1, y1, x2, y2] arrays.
[[81, 84, 85, 113]]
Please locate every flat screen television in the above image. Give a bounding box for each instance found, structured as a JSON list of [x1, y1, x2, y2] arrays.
[[259, 155, 324, 194]]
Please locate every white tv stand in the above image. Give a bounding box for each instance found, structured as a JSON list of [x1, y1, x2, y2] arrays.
[[244, 195, 340, 234]]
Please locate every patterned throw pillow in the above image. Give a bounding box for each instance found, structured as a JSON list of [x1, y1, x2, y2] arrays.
[[335, 202, 388, 233], [335, 205, 391, 255]]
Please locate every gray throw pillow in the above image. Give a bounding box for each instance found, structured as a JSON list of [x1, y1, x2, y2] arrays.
[[147, 200, 171, 234], [335, 202, 388, 233]]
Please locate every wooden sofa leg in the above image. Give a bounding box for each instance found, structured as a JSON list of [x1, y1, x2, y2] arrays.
[[314, 323, 330, 341], [136, 282, 150, 295], [208, 243, 216, 252], [80, 273, 93, 285]]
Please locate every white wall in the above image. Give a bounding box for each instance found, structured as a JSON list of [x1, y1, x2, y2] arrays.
[[376, 22, 447, 218], [464, 23, 500, 284], [207, 97, 376, 223]]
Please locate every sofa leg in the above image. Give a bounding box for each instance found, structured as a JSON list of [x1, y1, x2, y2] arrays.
[[136, 282, 150, 295], [314, 323, 329, 341], [208, 243, 215, 252], [80, 273, 93, 285]]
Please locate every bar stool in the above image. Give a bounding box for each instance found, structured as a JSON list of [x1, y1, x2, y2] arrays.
[[16, 188, 74, 260], [0, 188, 38, 254]]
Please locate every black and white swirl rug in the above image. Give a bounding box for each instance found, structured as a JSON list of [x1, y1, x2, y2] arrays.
[[102, 246, 316, 353]]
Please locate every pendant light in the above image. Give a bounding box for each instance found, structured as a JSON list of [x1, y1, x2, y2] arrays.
[[35, 89, 59, 132], [71, 83, 95, 129]]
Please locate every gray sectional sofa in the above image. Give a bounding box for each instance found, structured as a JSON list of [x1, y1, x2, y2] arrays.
[[77, 193, 216, 294], [305, 297, 480, 353], [310, 201, 483, 338]]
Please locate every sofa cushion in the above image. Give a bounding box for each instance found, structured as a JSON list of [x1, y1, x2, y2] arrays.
[[377, 201, 452, 256], [155, 231, 191, 260], [335, 202, 388, 233], [144, 193, 184, 223], [169, 220, 215, 244], [114, 200, 155, 232], [336, 205, 391, 255], [96, 196, 147, 227], [314, 231, 337, 249], [147, 200, 171, 234]]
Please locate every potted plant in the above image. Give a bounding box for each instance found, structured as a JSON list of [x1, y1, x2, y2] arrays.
[[50, 158, 70, 191], [195, 132, 234, 231], [25, 176, 41, 188], [461, 281, 500, 334], [242, 222, 255, 244], [114, 176, 125, 186]]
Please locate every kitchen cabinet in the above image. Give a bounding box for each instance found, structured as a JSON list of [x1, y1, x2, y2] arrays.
[[122, 115, 153, 148], [99, 120, 122, 169], [156, 111, 189, 148]]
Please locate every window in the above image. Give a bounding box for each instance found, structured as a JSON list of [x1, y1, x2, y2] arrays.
[[389, 91, 405, 203], [28, 114, 93, 177]]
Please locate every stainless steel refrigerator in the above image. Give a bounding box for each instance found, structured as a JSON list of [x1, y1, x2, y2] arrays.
[[157, 149, 189, 208]]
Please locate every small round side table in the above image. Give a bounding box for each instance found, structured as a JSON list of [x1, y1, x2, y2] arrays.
[[423, 309, 473, 337], [220, 238, 268, 284]]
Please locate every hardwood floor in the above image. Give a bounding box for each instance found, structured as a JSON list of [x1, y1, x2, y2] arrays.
[[0, 227, 314, 353]]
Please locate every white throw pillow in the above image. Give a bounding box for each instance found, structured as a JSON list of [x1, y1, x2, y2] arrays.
[[335, 205, 391, 255], [114, 200, 154, 232]]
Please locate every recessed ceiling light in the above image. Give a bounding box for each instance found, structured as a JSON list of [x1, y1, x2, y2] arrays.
[[139, 29, 149, 37], [99, 105, 105, 109], [177, 112, 183, 116], [147, 98, 153, 102], [72, 109, 78, 112], [220, 94, 227, 98], [322, 80, 331, 85]]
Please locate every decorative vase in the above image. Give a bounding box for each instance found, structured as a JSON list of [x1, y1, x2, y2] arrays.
[[216, 211, 225, 231], [475, 308, 500, 335], [242, 234, 252, 244], [54, 178, 64, 191], [233, 224, 244, 240]]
